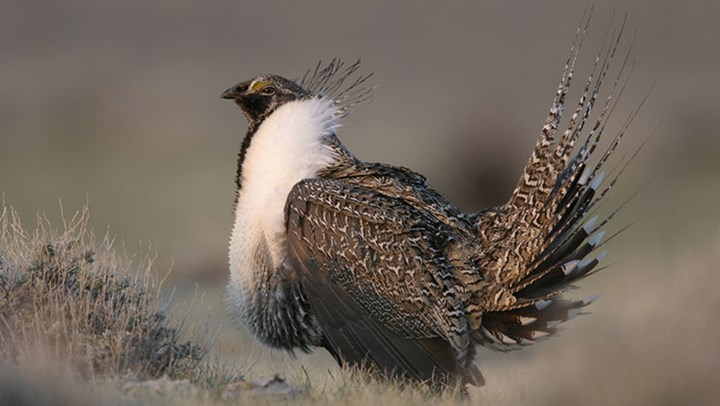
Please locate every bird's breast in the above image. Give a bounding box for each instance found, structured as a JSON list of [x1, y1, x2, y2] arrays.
[[227, 98, 342, 348]]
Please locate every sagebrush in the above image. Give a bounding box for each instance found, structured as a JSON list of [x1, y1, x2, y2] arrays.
[[0, 204, 205, 380]]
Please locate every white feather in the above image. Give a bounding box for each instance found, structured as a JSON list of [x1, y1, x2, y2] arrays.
[[591, 171, 605, 190], [589, 230, 606, 246], [227, 98, 341, 316], [583, 215, 599, 233]]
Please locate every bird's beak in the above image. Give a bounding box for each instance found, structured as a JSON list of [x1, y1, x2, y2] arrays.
[[221, 81, 251, 100], [220, 86, 239, 100]]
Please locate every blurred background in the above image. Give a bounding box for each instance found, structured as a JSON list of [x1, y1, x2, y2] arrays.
[[1, 0, 719, 404]]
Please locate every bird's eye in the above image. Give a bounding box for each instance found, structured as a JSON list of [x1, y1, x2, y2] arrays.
[[261, 86, 277, 95]]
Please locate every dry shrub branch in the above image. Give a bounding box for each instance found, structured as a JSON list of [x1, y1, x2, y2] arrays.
[[0, 203, 205, 380]]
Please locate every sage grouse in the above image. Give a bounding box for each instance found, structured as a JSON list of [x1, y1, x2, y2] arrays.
[[222, 24, 637, 389]]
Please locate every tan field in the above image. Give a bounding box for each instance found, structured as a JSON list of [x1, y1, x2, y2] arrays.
[[1, 1, 719, 404]]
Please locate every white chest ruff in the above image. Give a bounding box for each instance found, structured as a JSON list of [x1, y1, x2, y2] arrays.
[[228, 98, 341, 316]]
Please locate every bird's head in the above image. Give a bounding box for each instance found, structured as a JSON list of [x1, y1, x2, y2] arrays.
[[221, 74, 309, 125]]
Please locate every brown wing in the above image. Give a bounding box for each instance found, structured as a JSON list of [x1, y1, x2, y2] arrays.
[[285, 177, 483, 387]]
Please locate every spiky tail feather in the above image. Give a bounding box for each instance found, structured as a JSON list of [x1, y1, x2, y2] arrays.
[[471, 13, 648, 350], [474, 296, 599, 351]]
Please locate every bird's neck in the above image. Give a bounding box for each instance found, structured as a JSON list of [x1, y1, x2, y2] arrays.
[[234, 98, 344, 197]]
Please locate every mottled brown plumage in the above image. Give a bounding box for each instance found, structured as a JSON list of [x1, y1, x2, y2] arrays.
[[222, 17, 639, 391]]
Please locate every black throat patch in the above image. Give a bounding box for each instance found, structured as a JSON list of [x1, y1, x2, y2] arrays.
[[235, 122, 259, 202]]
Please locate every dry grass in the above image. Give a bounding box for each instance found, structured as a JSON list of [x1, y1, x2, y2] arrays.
[[1, 202, 719, 405], [0, 204, 208, 403], [0, 204, 476, 404]]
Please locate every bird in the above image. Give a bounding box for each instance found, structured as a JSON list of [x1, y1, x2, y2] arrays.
[[221, 20, 639, 391]]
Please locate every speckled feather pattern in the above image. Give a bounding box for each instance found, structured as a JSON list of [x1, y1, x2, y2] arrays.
[[225, 19, 635, 389]]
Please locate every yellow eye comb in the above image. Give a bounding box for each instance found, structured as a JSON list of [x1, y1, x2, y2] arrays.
[[250, 80, 271, 92]]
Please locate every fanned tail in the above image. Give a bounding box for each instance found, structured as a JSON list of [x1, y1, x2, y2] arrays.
[[471, 14, 647, 351]]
